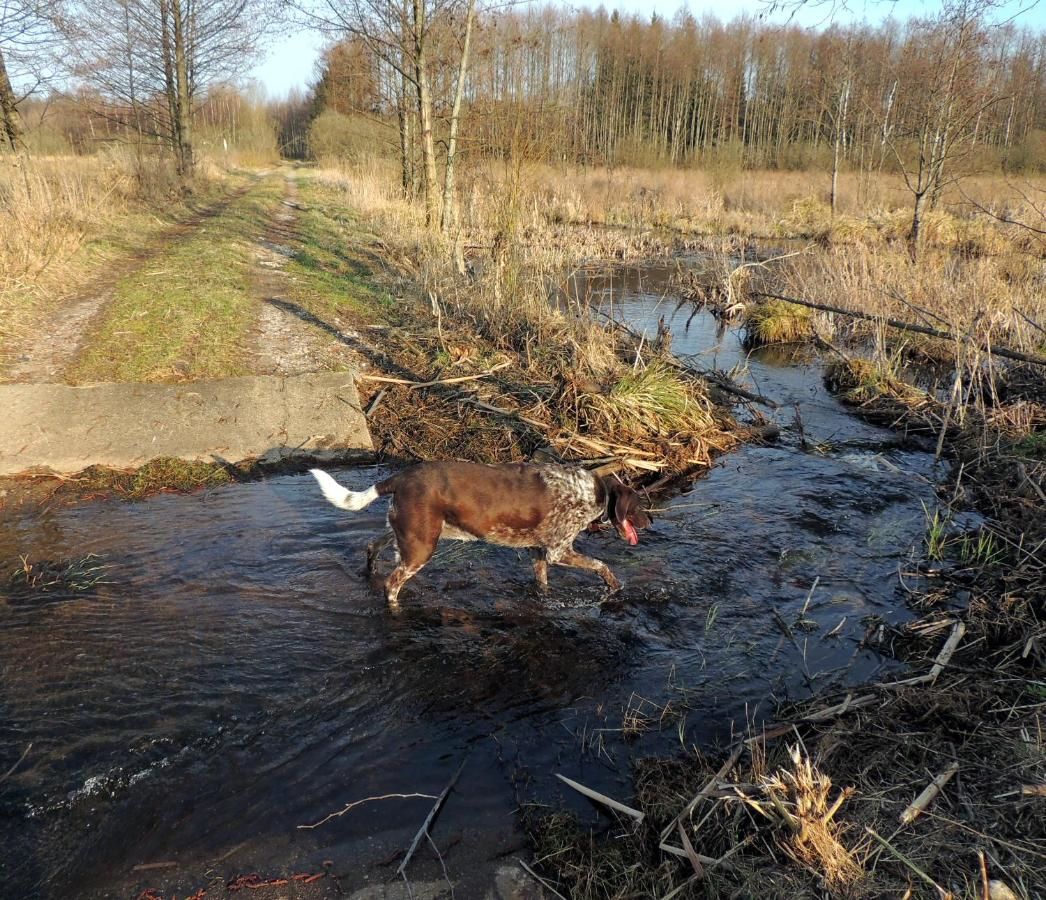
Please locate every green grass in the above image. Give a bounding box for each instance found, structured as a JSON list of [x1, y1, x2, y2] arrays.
[[73, 458, 235, 499], [922, 502, 949, 562], [69, 173, 402, 384], [958, 529, 1004, 567], [285, 181, 395, 325], [1013, 431, 1046, 460], [585, 362, 714, 440], [70, 178, 283, 383]]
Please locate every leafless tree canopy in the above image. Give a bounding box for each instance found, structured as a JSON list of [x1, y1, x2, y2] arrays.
[[48, 0, 277, 174], [1, 0, 63, 149]]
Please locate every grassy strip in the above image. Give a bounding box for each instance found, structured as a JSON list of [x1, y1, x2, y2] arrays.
[[283, 180, 395, 327], [0, 155, 251, 356], [68, 176, 283, 383]]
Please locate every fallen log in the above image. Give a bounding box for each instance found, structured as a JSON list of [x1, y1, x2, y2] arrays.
[[752, 292, 1046, 368]]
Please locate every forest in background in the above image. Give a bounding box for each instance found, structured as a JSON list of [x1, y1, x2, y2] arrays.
[[3, 1, 1045, 179]]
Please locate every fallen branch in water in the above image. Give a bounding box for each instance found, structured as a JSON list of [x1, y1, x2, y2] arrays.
[[397, 756, 468, 878], [752, 291, 1046, 368], [0, 743, 31, 785], [298, 792, 439, 830]]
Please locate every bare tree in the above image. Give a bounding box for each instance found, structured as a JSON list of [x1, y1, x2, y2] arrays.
[[439, 0, 473, 234], [295, 0, 482, 228], [57, 0, 275, 179], [883, 0, 1006, 258], [0, 0, 62, 152]]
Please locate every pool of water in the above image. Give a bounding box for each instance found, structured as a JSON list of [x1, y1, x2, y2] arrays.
[[0, 259, 956, 898]]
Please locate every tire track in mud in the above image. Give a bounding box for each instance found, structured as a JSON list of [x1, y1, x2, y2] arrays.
[[2, 178, 259, 385], [246, 172, 361, 376]]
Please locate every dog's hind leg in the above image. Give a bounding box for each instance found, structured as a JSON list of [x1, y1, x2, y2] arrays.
[[366, 530, 396, 574], [530, 549, 549, 590], [383, 509, 440, 611]]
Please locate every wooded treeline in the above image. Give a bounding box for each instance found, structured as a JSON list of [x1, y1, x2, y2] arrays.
[[314, 2, 1046, 172], [0, 0, 274, 176]]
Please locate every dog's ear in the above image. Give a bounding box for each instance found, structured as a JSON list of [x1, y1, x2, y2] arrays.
[[603, 478, 624, 525]]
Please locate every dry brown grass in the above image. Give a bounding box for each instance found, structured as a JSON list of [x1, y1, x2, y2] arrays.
[[476, 163, 1045, 242], [455, 163, 1045, 372], [0, 150, 242, 360], [760, 746, 862, 893], [306, 158, 730, 472], [778, 241, 1046, 360]]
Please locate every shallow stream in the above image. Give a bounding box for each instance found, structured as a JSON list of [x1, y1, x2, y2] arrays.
[[0, 259, 956, 898]]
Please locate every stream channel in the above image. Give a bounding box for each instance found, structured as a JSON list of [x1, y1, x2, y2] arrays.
[[0, 258, 965, 898]]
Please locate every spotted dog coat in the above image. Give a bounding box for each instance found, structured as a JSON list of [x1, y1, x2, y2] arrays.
[[309, 461, 650, 609]]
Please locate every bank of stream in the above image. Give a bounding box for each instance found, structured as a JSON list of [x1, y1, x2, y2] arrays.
[[0, 256, 978, 898]]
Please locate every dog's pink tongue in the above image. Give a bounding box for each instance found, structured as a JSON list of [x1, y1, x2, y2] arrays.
[[623, 520, 639, 545]]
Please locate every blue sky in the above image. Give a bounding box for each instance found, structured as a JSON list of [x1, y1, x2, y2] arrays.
[[248, 0, 1046, 98]]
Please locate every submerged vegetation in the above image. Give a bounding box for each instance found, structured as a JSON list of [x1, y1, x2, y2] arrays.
[[7, 553, 112, 597]]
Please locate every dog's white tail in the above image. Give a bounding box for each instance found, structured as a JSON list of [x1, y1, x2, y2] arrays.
[[309, 469, 380, 512]]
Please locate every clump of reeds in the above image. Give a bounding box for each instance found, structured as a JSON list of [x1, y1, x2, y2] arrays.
[[759, 746, 862, 893], [742, 299, 815, 347], [580, 362, 715, 441], [823, 357, 927, 406]]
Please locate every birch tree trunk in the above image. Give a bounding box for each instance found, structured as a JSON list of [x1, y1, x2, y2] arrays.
[[412, 0, 438, 226], [440, 0, 475, 235]]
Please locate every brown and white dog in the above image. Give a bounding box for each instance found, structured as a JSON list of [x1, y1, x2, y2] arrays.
[[310, 461, 651, 609]]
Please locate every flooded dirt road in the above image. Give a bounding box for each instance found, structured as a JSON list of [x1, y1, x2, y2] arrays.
[[1, 259, 958, 898]]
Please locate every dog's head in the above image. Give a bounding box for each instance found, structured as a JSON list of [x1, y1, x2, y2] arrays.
[[602, 479, 652, 546]]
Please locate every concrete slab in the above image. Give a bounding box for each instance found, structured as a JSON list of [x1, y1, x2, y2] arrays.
[[0, 372, 373, 476]]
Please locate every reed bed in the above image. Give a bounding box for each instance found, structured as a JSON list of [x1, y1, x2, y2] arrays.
[[306, 159, 734, 476]]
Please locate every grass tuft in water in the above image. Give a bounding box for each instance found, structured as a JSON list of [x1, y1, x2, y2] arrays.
[[75, 457, 234, 500], [7, 553, 113, 597], [742, 299, 815, 347], [582, 363, 714, 441], [921, 502, 950, 562], [823, 357, 927, 406]]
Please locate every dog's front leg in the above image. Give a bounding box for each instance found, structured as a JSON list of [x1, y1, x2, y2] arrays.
[[530, 549, 549, 590], [550, 547, 622, 593]]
